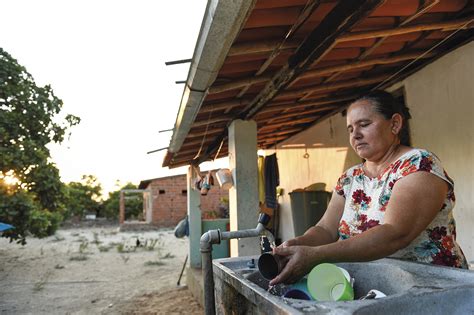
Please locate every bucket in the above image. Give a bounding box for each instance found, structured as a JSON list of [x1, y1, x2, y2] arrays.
[[216, 169, 233, 189]]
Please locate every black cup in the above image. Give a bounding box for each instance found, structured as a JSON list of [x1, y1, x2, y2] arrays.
[[258, 252, 287, 280]]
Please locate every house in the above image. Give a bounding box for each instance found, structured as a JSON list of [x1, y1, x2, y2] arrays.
[[138, 171, 228, 227], [162, 0, 473, 306]]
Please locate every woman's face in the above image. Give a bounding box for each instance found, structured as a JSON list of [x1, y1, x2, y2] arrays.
[[346, 100, 398, 161]]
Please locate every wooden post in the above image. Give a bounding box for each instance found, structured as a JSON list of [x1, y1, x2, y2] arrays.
[[119, 191, 125, 224]]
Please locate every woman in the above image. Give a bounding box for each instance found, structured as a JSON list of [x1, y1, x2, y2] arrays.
[[270, 90, 468, 286]]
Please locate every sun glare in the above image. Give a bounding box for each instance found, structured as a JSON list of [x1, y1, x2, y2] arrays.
[[0, 171, 20, 186]]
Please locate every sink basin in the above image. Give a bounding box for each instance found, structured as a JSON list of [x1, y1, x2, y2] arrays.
[[212, 256, 474, 314]]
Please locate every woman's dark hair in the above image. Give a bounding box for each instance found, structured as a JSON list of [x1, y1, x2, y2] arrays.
[[355, 90, 412, 146]]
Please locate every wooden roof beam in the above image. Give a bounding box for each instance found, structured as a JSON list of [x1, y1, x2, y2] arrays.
[[300, 51, 434, 80], [199, 99, 249, 113], [228, 17, 474, 56], [243, 0, 387, 119], [187, 128, 223, 139], [259, 135, 292, 144], [259, 127, 302, 137], [195, 0, 386, 165], [209, 77, 271, 94], [209, 51, 432, 95], [277, 74, 389, 100], [263, 106, 338, 123], [339, 16, 474, 42], [191, 116, 232, 128], [255, 0, 322, 76], [180, 138, 216, 149], [259, 116, 318, 131], [263, 96, 354, 111]]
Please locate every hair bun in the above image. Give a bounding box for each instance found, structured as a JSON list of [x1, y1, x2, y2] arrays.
[[402, 106, 412, 119]]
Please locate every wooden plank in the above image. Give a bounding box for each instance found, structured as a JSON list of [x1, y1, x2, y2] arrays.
[[228, 17, 474, 56], [196, 0, 385, 165], [266, 106, 337, 122], [338, 17, 474, 42], [192, 116, 232, 128], [242, 0, 386, 119], [259, 116, 317, 130], [209, 76, 270, 94], [187, 128, 223, 138], [256, 98, 347, 115], [211, 52, 432, 95], [277, 74, 389, 100], [259, 127, 302, 137], [200, 99, 249, 113], [255, 0, 322, 75]]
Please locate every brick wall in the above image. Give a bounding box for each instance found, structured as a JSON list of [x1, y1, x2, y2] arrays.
[[146, 171, 229, 227]]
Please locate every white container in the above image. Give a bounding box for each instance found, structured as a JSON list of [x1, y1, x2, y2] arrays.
[[216, 168, 233, 189]]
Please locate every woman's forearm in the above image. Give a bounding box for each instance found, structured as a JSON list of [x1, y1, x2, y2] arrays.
[[292, 225, 338, 247], [314, 223, 410, 263]]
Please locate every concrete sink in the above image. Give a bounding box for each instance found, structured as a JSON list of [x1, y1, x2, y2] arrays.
[[213, 256, 474, 314]]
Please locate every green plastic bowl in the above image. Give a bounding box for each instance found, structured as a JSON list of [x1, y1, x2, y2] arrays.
[[307, 263, 354, 302]]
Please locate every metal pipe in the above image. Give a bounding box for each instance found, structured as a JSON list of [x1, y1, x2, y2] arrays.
[[220, 223, 264, 240], [164, 58, 192, 66], [200, 214, 273, 315]]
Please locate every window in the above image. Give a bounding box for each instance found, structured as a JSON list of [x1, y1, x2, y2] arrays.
[[181, 190, 187, 195], [159, 189, 165, 194]]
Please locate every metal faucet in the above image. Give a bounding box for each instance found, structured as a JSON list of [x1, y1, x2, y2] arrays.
[[200, 213, 274, 315]]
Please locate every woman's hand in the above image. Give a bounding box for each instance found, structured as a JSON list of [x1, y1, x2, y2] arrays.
[[269, 245, 321, 286], [278, 238, 298, 248]]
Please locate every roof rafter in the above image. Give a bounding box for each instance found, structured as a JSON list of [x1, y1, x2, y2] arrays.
[[228, 17, 474, 56], [195, 0, 387, 165]]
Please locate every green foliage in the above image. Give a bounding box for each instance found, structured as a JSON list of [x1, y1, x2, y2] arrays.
[[0, 184, 37, 244], [28, 209, 63, 238], [0, 47, 80, 243], [64, 175, 102, 218], [102, 182, 143, 219]]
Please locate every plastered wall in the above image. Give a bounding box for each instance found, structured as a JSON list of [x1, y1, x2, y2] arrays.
[[274, 113, 360, 241], [392, 41, 474, 262]]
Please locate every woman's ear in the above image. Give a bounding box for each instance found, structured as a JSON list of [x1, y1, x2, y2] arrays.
[[391, 113, 403, 135]]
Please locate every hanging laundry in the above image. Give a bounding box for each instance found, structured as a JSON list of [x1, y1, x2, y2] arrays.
[[264, 153, 279, 210], [258, 155, 266, 205]]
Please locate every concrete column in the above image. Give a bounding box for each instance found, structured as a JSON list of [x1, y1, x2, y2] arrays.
[[187, 166, 202, 268], [228, 119, 260, 257]]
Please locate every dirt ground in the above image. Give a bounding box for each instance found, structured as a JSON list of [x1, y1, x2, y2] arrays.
[[0, 224, 203, 314]]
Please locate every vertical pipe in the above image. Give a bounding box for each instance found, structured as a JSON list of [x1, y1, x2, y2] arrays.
[[202, 247, 216, 315]]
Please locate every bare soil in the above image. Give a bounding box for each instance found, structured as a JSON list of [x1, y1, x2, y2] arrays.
[[0, 225, 203, 314]]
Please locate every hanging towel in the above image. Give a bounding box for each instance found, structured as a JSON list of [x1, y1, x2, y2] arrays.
[[264, 153, 279, 210], [258, 156, 266, 204]]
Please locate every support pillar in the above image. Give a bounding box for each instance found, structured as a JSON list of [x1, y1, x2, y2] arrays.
[[228, 119, 260, 257], [187, 166, 202, 268]]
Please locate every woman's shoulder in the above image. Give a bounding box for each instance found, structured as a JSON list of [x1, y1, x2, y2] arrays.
[[397, 148, 442, 166], [394, 148, 452, 184]]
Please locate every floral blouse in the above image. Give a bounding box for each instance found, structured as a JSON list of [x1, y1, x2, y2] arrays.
[[335, 148, 468, 269]]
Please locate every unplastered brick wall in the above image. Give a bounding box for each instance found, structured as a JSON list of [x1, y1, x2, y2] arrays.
[[144, 171, 229, 227]]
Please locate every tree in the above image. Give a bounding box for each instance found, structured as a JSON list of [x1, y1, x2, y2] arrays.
[[0, 47, 80, 243], [103, 183, 143, 220], [64, 175, 103, 219]]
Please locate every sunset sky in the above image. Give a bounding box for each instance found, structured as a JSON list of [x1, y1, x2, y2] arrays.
[[0, 0, 227, 197]]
